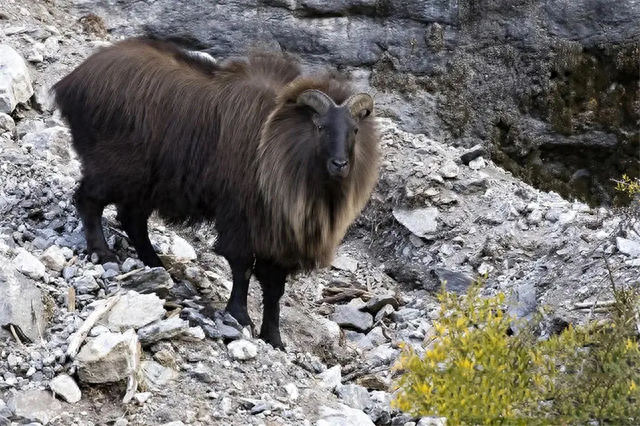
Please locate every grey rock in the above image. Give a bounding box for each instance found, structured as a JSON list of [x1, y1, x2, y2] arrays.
[[390, 308, 421, 323], [120, 267, 174, 298], [73, 275, 99, 293], [106, 291, 166, 331], [417, 416, 447, 426], [0, 262, 46, 343], [170, 235, 197, 260], [0, 113, 14, 132], [508, 281, 537, 327], [7, 391, 62, 424], [76, 329, 141, 384], [367, 344, 399, 364], [62, 266, 76, 281], [318, 365, 342, 391], [0, 45, 34, 114], [331, 305, 374, 332], [49, 374, 81, 403], [460, 145, 486, 165], [468, 156, 486, 170], [137, 317, 190, 345], [13, 248, 46, 280], [331, 255, 358, 272], [375, 304, 396, 322], [367, 391, 392, 424], [317, 403, 375, 426], [439, 160, 460, 178], [393, 207, 439, 238], [617, 237, 640, 258], [40, 246, 67, 272], [22, 127, 71, 163], [141, 360, 178, 390], [365, 294, 399, 313], [227, 339, 258, 361], [121, 257, 142, 273], [432, 268, 474, 294], [335, 384, 372, 411]]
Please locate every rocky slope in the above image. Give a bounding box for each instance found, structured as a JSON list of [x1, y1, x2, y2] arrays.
[[0, 1, 639, 425], [68, 0, 640, 207]]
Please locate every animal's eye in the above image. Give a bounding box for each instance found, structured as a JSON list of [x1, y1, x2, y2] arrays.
[[354, 128, 359, 135], [317, 125, 323, 131]]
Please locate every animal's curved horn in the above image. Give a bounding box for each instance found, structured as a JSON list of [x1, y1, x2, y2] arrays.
[[297, 90, 334, 116], [343, 93, 374, 119]]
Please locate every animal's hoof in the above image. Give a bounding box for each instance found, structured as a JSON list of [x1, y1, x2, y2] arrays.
[[259, 330, 285, 351], [89, 249, 118, 265], [225, 306, 255, 331]]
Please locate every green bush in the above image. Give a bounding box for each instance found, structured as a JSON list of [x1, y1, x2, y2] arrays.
[[391, 280, 640, 425]]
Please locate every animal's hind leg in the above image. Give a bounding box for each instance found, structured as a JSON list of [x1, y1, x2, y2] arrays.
[[224, 255, 256, 332], [254, 258, 288, 350], [116, 204, 164, 268], [74, 179, 117, 264]]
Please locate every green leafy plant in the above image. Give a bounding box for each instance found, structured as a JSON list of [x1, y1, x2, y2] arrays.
[[391, 279, 640, 425]]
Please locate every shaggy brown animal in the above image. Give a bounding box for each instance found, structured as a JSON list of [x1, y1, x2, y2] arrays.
[[51, 38, 380, 348]]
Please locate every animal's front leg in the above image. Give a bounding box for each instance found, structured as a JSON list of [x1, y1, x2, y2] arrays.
[[224, 255, 256, 333], [254, 258, 288, 349]]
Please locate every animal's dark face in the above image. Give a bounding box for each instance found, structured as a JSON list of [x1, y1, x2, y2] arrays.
[[312, 107, 358, 178], [297, 89, 374, 180]]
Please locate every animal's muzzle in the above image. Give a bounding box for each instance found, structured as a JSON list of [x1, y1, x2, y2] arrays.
[[328, 158, 350, 177]]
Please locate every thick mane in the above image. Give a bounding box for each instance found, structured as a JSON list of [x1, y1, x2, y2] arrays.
[[256, 78, 380, 271]]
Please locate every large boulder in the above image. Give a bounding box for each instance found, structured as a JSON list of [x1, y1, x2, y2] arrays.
[[0, 260, 47, 343], [0, 44, 34, 114]]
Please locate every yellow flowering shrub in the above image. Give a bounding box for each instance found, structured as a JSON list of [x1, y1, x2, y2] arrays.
[[391, 280, 640, 425]]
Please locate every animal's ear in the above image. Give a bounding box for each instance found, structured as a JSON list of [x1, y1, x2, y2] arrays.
[[296, 89, 334, 116], [343, 93, 374, 120]]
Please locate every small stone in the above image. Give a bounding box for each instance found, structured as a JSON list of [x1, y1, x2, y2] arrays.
[[432, 267, 474, 294], [460, 145, 486, 165], [331, 305, 374, 332], [141, 360, 178, 389], [317, 403, 375, 426], [137, 317, 190, 345], [417, 417, 447, 426], [331, 255, 358, 272], [365, 294, 399, 313], [40, 245, 67, 271], [62, 266, 76, 280], [0, 112, 15, 131], [367, 344, 399, 364], [180, 326, 206, 341], [106, 291, 166, 331], [617, 237, 640, 258], [318, 365, 342, 391], [73, 275, 99, 293], [13, 248, 46, 280], [49, 374, 81, 403], [393, 207, 439, 238], [120, 267, 174, 298], [227, 339, 258, 361], [284, 383, 299, 401], [390, 308, 421, 323], [527, 209, 543, 225], [468, 156, 485, 170], [335, 384, 372, 411], [121, 257, 142, 273], [440, 160, 459, 178], [134, 392, 152, 404], [374, 304, 396, 322], [170, 235, 197, 260]]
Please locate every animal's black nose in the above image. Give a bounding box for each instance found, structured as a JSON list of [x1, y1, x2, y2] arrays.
[[331, 159, 349, 170]]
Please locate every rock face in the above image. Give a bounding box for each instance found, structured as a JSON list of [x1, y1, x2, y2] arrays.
[[71, 0, 640, 206], [0, 44, 34, 113]]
